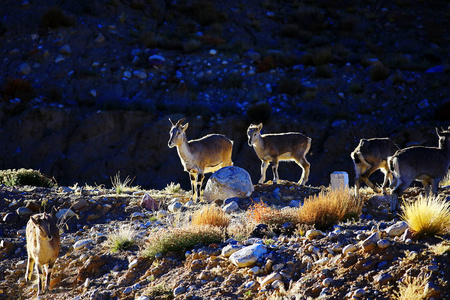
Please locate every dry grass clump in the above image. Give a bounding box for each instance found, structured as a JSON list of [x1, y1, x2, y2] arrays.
[[298, 188, 362, 230], [106, 225, 138, 253], [227, 219, 255, 241], [110, 171, 140, 194], [428, 241, 450, 256], [191, 205, 231, 228], [394, 275, 428, 300], [400, 196, 450, 237], [143, 225, 225, 259], [246, 201, 298, 226]]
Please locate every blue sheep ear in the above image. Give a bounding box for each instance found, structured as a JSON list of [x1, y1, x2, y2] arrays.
[[258, 123, 263, 130], [31, 215, 39, 225], [182, 123, 189, 131], [169, 118, 175, 126]]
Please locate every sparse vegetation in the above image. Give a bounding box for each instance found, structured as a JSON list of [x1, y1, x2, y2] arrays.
[[394, 275, 428, 300], [106, 225, 137, 253], [143, 225, 225, 259], [191, 205, 231, 228], [297, 188, 362, 230], [110, 171, 137, 194], [400, 196, 450, 237], [246, 201, 298, 226], [164, 182, 183, 194], [0, 169, 55, 187]]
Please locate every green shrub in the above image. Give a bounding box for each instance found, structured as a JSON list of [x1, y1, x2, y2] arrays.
[[143, 225, 225, 259], [0, 169, 55, 187], [106, 225, 137, 253]]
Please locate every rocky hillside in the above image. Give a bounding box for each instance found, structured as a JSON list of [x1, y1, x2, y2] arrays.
[[0, 0, 449, 189], [0, 183, 449, 300]]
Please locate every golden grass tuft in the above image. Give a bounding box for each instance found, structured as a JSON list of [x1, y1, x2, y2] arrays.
[[246, 201, 298, 226], [394, 275, 428, 300], [297, 188, 362, 230], [400, 195, 450, 237], [143, 225, 225, 259], [191, 205, 231, 228]]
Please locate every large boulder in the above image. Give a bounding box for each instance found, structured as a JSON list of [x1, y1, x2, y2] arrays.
[[203, 166, 254, 202]]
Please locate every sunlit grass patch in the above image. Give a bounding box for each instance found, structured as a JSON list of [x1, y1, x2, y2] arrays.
[[246, 201, 298, 226], [191, 204, 231, 228], [143, 225, 225, 259], [110, 171, 139, 194], [394, 275, 428, 300], [298, 188, 362, 230], [400, 196, 450, 237]]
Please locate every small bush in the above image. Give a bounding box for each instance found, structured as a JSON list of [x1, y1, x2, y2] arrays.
[[227, 219, 254, 241], [40, 7, 74, 29], [0, 169, 55, 188], [164, 182, 183, 194], [400, 196, 450, 237], [143, 225, 225, 259], [370, 62, 390, 81], [192, 205, 231, 228], [106, 225, 137, 253], [394, 275, 428, 300], [292, 7, 325, 32], [246, 201, 298, 226], [298, 188, 362, 230]]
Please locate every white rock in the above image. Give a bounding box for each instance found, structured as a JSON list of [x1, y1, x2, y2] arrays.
[[59, 44, 72, 55], [157, 210, 168, 218], [17, 63, 31, 75], [123, 71, 132, 79], [259, 272, 282, 288], [377, 239, 390, 249], [204, 166, 254, 201], [56, 208, 77, 220], [342, 244, 357, 255], [73, 239, 93, 250], [168, 201, 182, 212], [221, 244, 243, 257], [209, 49, 217, 55], [362, 232, 381, 251], [133, 70, 147, 79], [386, 221, 409, 237], [330, 171, 349, 190], [229, 244, 267, 267], [223, 201, 239, 214], [305, 229, 324, 240]]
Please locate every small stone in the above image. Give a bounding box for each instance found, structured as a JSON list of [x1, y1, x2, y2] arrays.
[[386, 221, 408, 237], [374, 273, 394, 285], [59, 44, 72, 55], [223, 201, 239, 214], [56, 209, 77, 220], [289, 200, 301, 207], [16, 63, 31, 75], [123, 71, 132, 79], [209, 49, 217, 55], [229, 244, 267, 267], [141, 194, 158, 211], [377, 239, 390, 249], [305, 229, 324, 240], [353, 288, 366, 297], [168, 201, 182, 212], [249, 266, 260, 274], [73, 239, 93, 250], [222, 244, 242, 257], [148, 55, 165, 68], [418, 99, 429, 109], [129, 259, 138, 269], [322, 278, 333, 287], [123, 287, 133, 294], [157, 210, 168, 218], [55, 55, 65, 63], [137, 296, 150, 300], [95, 33, 105, 43], [16, 207, 33, 216], [424, 282, 440, 298], [173, 286, 185, 296], [362, 232, 380, 251], [133, 70, 147, 79], [260, 272, 282, 288]]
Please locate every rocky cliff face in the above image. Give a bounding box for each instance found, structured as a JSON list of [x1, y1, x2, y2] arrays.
[[0, 106, 443, 190]]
